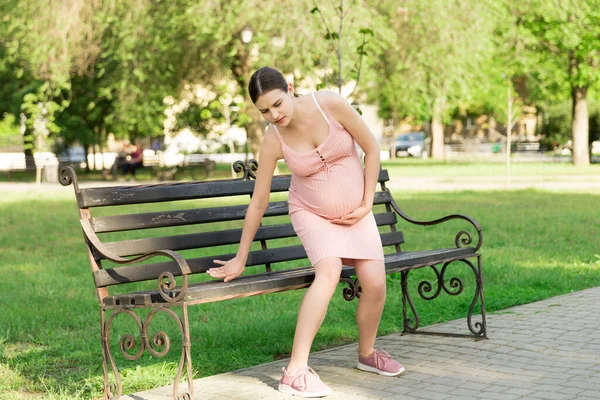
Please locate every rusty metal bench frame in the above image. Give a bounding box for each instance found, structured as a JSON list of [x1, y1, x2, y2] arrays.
[[60, 160, 487, 400]]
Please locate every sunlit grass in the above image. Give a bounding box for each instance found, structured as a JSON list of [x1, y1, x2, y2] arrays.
[[1, 187, 599, 399]]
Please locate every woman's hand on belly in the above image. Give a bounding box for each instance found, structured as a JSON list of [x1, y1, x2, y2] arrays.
[[330, 204, 370, 226]]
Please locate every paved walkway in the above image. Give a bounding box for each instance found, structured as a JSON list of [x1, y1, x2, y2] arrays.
[[2, 174, 600, 194], [123, 287, 600, 400], [383, 175, 600, 193]]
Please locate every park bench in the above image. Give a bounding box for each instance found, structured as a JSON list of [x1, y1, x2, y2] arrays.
[[59, 160, 486, 400], [7, 156, 36, 179], [511, 141, 543, 153], [7, 153, 59, 181]]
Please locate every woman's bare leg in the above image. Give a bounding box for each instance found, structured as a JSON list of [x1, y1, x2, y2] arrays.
[[286, 257, 342, 374], [353, 259, 387, 358]]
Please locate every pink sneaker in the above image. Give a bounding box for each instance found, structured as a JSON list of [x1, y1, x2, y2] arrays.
[[357, 349, 405, 376], [278, 366, 332, 398]]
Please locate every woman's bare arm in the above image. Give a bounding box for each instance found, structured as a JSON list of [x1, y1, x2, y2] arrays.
[[207, 128, 283, 281]]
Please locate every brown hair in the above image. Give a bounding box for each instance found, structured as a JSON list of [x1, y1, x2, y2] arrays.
[[248, 67, 300, 103]]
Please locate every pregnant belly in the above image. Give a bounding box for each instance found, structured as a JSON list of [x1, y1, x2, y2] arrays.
[[290, 162, 365, 219]]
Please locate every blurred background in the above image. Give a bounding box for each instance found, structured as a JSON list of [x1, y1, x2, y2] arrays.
[[1, 2, 600, 399], [0, 0, 599, 184]]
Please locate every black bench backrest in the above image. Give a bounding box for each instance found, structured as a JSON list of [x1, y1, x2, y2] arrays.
[[61, 162, 404, 290]]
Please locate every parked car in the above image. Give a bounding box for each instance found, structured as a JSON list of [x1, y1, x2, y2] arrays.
[[389, 131, 427, 158], [592, 140, 600, 155]]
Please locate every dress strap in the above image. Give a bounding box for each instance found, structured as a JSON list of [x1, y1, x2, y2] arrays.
[[312, 92, 330, 126], [269, 123, 285, 145]]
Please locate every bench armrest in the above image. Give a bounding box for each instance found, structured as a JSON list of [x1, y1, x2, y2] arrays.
[[387, 191, 483, 252], [80, 218, 191, 303]]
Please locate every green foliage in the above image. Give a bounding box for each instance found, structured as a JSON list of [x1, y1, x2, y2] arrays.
[[516, 0, 600, 97], [309, 2, 384, 98], [540, 102, 572, 148], [369, 0, 499, 124], [538, 97, 600, 149], [0, 113, 19, 137], [1, 0, 599, 156]]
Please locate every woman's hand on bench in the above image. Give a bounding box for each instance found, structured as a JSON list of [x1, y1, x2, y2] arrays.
[[207, 257, 246, 282]]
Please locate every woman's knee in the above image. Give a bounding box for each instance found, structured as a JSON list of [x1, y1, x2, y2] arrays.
[[355, 261, 387, 300], [313, 257, 343, 291], [363, 279, 387, 301]]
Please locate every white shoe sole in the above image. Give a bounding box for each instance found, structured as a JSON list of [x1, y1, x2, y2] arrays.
[[357, 362, 405, 377], [278, 383, 332, 398]]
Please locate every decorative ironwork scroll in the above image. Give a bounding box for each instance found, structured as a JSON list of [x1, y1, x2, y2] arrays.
[[401, 258, 486, 337], [233, 159, 259, 180], [100, 306, 194, 400], [340, 277, 362, 301]]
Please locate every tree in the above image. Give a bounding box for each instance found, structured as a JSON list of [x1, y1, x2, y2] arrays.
[[370, 0, 501, 159], [310, 1, 379, 101], [186, 0, 337, 159], [518, 0, 600, 166], [2, 0, 202, 167]]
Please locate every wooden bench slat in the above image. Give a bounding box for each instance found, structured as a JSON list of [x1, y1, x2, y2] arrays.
[[98, 212, 399, 258], [384, 247, 475, 271], [92, 202, 289, 233], [101, 224, 299, 258], [102, 247, 476, 306], [103, 266, 327, 306], [91, 190, 394, 233], [77, 170, 390, 208], [94, 245, 309, 287], [79, 176, 290, 208], [94, 229, 405, 288]]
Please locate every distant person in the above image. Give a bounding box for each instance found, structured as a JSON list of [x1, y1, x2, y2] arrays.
[[121, 143, 144, 180], [106, 143, 130, 180], [151, 138, 161, 152]]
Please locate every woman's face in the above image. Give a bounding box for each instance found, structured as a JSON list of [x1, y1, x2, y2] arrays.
[[254, 88, 294, 127]]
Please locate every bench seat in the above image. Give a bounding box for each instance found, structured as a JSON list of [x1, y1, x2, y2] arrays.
[[104, 247, 476, 307]]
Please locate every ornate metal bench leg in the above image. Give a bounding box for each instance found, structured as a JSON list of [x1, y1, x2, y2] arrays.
[[101, 308, 138, 400], [100, 309, 116, 399], [170, 305, 194, 400], [401, 270, 420, 333], [472, 255, 487, 338], [140, 306, 193, 400], [451, 257, 486, 338]]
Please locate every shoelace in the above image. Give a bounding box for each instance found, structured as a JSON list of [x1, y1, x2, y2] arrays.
[[373, 349, 393, 369], [290, 366, 320, 390]]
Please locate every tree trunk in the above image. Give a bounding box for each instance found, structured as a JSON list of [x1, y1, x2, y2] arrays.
[[83, 142, 90, 173], [571, 85, 589, 166], [244, 99, 265, 161], [431, 113, 445, 160], [23, 130, 35, 171], [231, 42, 265, 163]]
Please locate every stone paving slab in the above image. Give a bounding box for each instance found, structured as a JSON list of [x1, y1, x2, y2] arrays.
[[122, 287, 600, 399]]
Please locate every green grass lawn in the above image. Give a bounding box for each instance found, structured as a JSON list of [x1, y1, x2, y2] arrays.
[[1, 185, 599, 399]]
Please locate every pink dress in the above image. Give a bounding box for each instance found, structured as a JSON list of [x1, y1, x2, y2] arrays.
[[271, 93, 384, 266]]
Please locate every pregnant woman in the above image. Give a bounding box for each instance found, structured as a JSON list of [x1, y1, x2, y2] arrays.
[[207, 67, 404, 398]]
